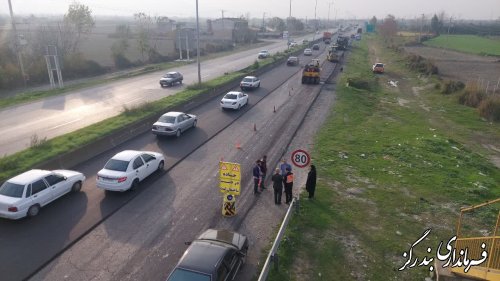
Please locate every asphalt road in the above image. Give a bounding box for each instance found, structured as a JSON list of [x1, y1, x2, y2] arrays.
[[0, 40, 334, 281], [0, 34, 325, 157]]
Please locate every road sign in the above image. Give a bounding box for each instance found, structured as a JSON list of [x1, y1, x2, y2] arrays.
[[291, 149, 311, 168], [283, 31, 289, 39], [219, 161, 241, 195], [222, 193, 236, 217]]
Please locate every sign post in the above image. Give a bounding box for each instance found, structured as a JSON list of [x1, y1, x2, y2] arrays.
[[219, 161, 241, 217]]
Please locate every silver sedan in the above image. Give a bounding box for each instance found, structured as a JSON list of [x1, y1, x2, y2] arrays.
[[152, 112, 197, 137]]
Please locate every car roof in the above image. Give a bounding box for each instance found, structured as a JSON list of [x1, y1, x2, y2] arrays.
[[111, 150, 146, 161], [162, 111, 184, 117], [7, 169, 51, 185], [288, 56, 298, 59], [176, 241, 230, 274], [243, 76, 257, 79], [305, 48, 311, 51], [259, 50, 268, 52], [166, 71, 179, 75], [226, 91, 242, 95]]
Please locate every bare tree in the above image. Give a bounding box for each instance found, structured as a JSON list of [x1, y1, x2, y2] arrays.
[[134, 12, 154, 62], [62, 2, 95, 54], [379, 15, 398, 40]]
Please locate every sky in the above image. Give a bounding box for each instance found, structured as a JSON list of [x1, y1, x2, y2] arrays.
[[1, 0, 499, 20]]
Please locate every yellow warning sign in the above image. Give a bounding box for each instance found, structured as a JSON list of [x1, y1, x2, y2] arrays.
[[222, 193, 236, 217], [219, 161, 241, 195]]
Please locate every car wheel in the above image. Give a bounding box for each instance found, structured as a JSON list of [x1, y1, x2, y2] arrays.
[[176, 129, 181, 137], [257, 82, 261, 88], [27, 205, 40, 218], [179, 80, 183, 84], [130, 179, 139, 191], [71, 181, 82, 192], [237, 104, 241, 110], [192, 120, 197, 128], [157, 160, 164, 171]]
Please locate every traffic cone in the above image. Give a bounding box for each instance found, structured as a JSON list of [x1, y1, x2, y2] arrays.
[[253, 123, 257, 131], [289, 90, 291, 96], [236, 141, 241, 149], [273, 106, 276, 113]]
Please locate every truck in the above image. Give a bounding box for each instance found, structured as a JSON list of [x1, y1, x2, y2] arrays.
[[301, 59, 321, 84], [327, 44, 340, 62], [323, 32, 332, 44], [336, 36, 349, 50]]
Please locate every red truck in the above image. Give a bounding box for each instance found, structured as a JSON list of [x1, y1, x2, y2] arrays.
[[323, 32, 332, 44]]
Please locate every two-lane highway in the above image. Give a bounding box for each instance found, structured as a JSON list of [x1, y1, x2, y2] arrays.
[[0, 34, 322, 157]]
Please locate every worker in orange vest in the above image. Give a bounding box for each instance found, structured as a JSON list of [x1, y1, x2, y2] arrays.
[[284, 167, 294, 204]]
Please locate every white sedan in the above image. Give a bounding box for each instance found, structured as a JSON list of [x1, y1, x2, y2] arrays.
[[220, 91, 248, 110], [303, 48, 313, 56], [152, 111, 197, 137], [240, 76, 261, 91], [97, 150, 165, 192], [0, 169, 85, 219]]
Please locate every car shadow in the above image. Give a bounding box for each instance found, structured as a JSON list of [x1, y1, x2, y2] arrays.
[[0, 191, 88, 281], [155, 127, 209, 160]]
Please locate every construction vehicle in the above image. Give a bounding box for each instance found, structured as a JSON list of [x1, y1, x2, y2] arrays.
[[336, 36, 349, 50], [327, 44, 340, 62], [323, 31, 332, 44], [301, 59, 321, 84]]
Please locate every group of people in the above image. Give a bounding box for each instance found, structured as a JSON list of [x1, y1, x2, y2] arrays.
[[253, 157, 317, 205]]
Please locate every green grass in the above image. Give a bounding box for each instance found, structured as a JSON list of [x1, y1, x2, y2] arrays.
[[266, 35, 500, 281], [423, 35, 500, 56]]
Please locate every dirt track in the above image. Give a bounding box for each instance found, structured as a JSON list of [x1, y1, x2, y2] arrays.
[[405, 46, 500, 89]]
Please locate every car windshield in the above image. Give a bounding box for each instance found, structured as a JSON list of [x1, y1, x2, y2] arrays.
[[104, 159, 129, 172], [242, 78, 253, 82], [0, 182, 25, 198], [167, 269, 210, 281], [260, 50, 267, 53], [158, 116, 176, 123], [375, 64, 384, 67], [224, 94, 238, 100], [164, 73, 176, 78], [288, 57, 297, 61]]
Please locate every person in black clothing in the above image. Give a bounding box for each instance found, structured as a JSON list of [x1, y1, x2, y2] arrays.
[[252, 160, 262, 194], [260, 155, 268, 189], [284, 167, 294, 204], [271, 168, 284, 204], [306, 164, 317, 199]]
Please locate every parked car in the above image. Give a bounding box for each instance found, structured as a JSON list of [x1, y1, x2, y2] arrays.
[[303, 48, 313, 56], [372, 63, 385, 73], [240, 76, 260, 91], [96, 150, 165, 192], [152, 111, 197, 137], [312, 43, 320, 50], [166, 229, 249, 281], [0, 169, 85, 219], [220, 91, 248, 110], [288, 41, 298, 47], [160, 71, 183, 87], [287, 56, 299, 66], [257, 50, 270, 59]]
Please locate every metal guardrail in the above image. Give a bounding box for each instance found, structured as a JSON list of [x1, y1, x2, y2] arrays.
[[257, 197, 300, 281]]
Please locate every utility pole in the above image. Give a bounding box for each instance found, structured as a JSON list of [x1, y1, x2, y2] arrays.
[[186, 31, 190, 60], [178, 31, 183, 60], [8, 0, 27, 87], [289, 0, 292, 18], [221, 10, 225, 30], [328, 2, 333, 29], [447, 16, 453, 35], [419, 14, 424, 43], [262, 12, 266, 31], [314, 0, 318, 31], [196, 0, 201, 84]]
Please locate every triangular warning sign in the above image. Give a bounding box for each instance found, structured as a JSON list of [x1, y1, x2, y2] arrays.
[[232, 165, 239, 172], [221, 164, 228, 170]]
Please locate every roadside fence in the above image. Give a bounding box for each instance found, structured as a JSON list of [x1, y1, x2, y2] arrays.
[[257, 196, 300, 281]]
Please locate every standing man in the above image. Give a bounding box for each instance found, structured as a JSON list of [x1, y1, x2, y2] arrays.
[[271, 168, 284, 204], [253, 160, 262, 195], [306, 164, 317, 199], [284, 167, 294, 204], [260, 155, 268, 189], [280, 158, 292, 184]]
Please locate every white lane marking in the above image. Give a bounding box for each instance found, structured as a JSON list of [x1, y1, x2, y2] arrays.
[[49, 118, 83, 130], [124, 97, 144, 104]]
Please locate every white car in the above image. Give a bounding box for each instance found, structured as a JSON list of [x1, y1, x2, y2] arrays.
[[97, 150, 165, 192], [240, 76, 261, 91], [303, 48, 313, 56], [220, 91, 248, 110], [152, 111, 197, 137], [0, 169, 85, 219], [289, 41, 298, 47], [258, 50, 270, 59]]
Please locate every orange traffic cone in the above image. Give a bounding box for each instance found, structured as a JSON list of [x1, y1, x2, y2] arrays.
[[236, 141, 241, 149]]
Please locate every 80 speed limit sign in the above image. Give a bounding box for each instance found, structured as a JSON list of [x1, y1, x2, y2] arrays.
[[291, 149, 311, 168]]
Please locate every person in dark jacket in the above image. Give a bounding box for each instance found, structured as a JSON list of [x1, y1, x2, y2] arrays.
[[253, 160, 262, 194], [260, 155, 268, 189], [306, 164, 317, 199], [284, 167, 294, 204], [271, 168, 284, 204]]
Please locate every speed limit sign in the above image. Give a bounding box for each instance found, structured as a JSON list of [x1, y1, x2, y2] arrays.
[[291, 149, 311, 168]]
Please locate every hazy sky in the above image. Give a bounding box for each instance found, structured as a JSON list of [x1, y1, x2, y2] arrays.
[[1, 0, 499, 20]]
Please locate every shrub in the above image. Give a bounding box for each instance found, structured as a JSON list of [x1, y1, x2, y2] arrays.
[[478, 96, 500, 121], [113, 53, 134, 69], [347, 75, 375, 91], [458, 83, 485, 107], [406, 54, 438, 75], [441, 80, 465, 95]]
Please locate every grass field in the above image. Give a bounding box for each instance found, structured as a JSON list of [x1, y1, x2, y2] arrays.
[[424, 34, 500, 56], [266, 35, 500, 280]]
